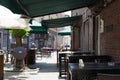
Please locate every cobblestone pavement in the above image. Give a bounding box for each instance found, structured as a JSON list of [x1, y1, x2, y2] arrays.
[[4, 51, 65, 80]]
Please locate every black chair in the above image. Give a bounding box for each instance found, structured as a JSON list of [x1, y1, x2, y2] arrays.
[[59, 53, 67, 78], [95, 55, 112, 63], [68, 55, 112, 63], [68, 55, 95, 63], [72, 51, 94, 56]]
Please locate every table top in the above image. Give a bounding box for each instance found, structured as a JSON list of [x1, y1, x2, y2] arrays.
[[58, 51, 93, 54], [69, 62, 120, 71], [68, 54, 110, 56], [68, 62, 120, 80], [58, 51, 73, 54]]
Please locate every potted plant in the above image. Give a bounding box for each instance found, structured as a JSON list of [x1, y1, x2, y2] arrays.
[[9, 29, 29, 70]]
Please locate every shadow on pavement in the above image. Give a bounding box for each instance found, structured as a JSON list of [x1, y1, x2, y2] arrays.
[[28, 62, 58, 72]]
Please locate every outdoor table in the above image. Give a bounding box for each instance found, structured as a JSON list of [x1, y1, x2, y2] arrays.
[[68, 62, 120, 80], [41, 47, 53, 56], [57, 51, 111, 78], [57, 51, 93, 66]]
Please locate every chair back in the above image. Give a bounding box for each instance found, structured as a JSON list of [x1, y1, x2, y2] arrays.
[[68, 55, 112, 63], [68, 56, 95, 63], [95, 55, 112, 63]]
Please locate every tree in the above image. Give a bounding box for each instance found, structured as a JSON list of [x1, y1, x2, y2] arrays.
[[9, 29, 29, 70]]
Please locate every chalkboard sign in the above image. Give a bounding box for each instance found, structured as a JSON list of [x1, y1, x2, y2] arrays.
[[13, 47, 26, 60]]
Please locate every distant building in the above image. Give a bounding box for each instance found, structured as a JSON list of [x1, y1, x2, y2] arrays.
[[0, 30, 10, 51], [39, 13, 71, 49]]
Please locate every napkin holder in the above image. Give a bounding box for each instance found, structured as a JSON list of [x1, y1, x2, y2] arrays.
[[79, 59, 84, 68]]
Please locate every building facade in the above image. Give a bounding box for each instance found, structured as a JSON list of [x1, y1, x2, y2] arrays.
[[40, 13, 71, 49], [71, 0, 120, 61], [71, 7, 94, 52], [92, 0, 120, 61]]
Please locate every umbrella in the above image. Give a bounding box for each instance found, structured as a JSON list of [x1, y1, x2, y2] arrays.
[[0, 5, 30, 30]]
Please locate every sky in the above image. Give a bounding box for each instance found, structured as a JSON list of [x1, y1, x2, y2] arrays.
[[63, 11, 71, 16]]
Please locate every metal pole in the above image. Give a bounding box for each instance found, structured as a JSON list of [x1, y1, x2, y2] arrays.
[[6, 30, 9, 62]]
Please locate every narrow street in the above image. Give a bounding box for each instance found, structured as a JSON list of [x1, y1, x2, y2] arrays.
[[4, 51, 64, 80]]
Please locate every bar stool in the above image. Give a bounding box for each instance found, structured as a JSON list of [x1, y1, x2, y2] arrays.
[[59, 53, 67, 78]]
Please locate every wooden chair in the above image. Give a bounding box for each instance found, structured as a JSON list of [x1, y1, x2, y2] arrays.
[[98, 73, 120, 80], [41, 48, 48, 56]]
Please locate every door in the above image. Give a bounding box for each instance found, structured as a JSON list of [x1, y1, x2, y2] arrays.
[[84, 20, 89, 51]]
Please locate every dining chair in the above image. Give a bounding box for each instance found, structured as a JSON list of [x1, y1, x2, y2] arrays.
[[97, 73, 120, 80], [68, 56, 95, 63], [95, 56, 112, 63]]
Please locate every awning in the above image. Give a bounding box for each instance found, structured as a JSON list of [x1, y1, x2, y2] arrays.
[[30, 20, 48, 34], [41, 16, 81, 28], [17, 0, 98, 17], [0, 5, 30, 30], [58, 28, 71, 36]]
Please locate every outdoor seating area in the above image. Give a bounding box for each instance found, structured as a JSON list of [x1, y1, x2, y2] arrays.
[[57, 50, 120, 80], [68, 62, 120, 80], [0, 0, 120, 80]]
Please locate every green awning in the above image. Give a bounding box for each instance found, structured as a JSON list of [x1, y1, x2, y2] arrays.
[[58, 28, 71, 36], [30, 20, 48, 34], [17, 0, 98, 17], [30, 26, 48, 34], [42, 16, 81, 28], [0, 0, 98, 17]]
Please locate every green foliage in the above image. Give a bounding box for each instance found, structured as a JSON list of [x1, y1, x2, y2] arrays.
[[9, 29, 29, 37]]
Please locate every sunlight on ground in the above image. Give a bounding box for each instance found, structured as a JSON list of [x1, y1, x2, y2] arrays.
[[4, 51, 65, 80]]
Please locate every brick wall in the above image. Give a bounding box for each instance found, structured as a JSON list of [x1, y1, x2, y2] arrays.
[[100, 0, 120, 61]]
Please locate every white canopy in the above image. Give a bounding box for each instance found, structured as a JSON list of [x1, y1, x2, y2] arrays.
[[0, 5, 30, 30]]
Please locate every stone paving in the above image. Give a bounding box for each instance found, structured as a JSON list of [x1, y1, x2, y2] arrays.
[[4, 52, 65, 80]]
